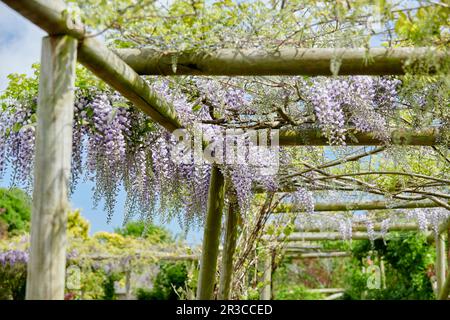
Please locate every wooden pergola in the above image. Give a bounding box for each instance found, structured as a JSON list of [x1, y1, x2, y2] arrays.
[[263, 200, 450, 300], [2, 0, 449, 300]]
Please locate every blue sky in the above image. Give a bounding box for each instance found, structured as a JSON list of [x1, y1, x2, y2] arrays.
[[0, 2, 202, 244]]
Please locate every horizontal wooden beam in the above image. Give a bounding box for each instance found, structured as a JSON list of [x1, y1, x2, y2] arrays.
[[274, 200, 443, 213], [115, 47, 446, 76], [286, 251, 351, 258], [295, 223, 421, 233], [1, 0, 184, 132], [278, 128, 443, 146], [76, 253, 200, 262], [307, 288, 345, 294], [285, 232, 389, 241]]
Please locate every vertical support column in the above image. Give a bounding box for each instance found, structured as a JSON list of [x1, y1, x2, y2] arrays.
[[260, 252, 272, 300], [381, 260, 387, 289], [196, 165, 225, 300], [436, 232, 447, 297], [218, 200, 239, 299], [26, 35, 77, 300]]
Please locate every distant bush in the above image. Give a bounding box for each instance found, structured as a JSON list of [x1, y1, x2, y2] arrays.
[[274, 284, 323, 300], [136, 262, 189, 300], [0, 188, 31, 236], [0, 250, 28, 300], [114, 220, 173, 244], [343, 232, 435, 300]]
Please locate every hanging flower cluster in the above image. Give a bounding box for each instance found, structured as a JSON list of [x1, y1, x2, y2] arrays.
[[291, 187, 315, 214], [294, 207, 450, 242], [0, 78, 281, 227], [307, 77, 400, 144]]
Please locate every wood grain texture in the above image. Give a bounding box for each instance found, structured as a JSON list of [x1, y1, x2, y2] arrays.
[[115, 47, 447, 76], [218, 201, 239, 299], [26, 35, 77, 300], [196, 165, 225, 300]]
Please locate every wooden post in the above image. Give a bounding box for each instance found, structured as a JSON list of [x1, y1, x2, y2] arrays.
[[26, 35, 77, 300], [125, 270, 131, 300], [196, 165, 225, 300], [260, 252, 272, 300], [439, 272, 450, 300], [436, 232, 447, 297], [380, 259, 387, 289], [218, 201, 239, 299]]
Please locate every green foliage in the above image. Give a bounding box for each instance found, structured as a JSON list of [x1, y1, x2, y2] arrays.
[[395, 6, 449, 46], [102, 272, 123, 300], [0, 64, 39, 103], [0, 252, 27, 300], [135, 262, 189, 300], [68, 210, 90, 239], [0, 188, 31, 236], [343, 233, 435, 300], [274, 284, 323, 300], [0, 268, 26, 300], [114, 220, 173, 244]]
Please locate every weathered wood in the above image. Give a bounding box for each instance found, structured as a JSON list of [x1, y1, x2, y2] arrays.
[[435, 232, 447, 297], [285, 232, 392, 241], [324, 292, 345, 300], [279, 128, 443, 146], [73, 253, 200, 261], [218, 201, 239, 300], [197, 165, 225, 300], [287, 251, 351, 259], [274, 200, 444, 213], [295, 223, 424, 233], [307, 288, 345, 294], [115, 47, 447, 76], [438, 272, 450, 300], [26, 35, 77, 300], [1, 0, 183, 133], [260, 253, 272, 300]]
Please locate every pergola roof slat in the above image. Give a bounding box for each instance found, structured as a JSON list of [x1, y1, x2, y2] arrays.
[[274, 200, 445, 213], [115, 47, 447, 76], [278, 127, 443, 146]]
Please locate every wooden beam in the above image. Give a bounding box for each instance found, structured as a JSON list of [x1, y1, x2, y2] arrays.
[[438, 272, 450, 300], [278, 128, 443, 146], [436, 232, 447, 297], [1, 0, 183, 132], [274, 200, 443, 213], [218, 201, 239, 300], [324, 292, 345, 300], [197, 165, 225, 300], [295, 223, 423, 233], [287, 251, 351, 258], [27, 35, 77, 300], [260, 253, 272, 300], [307, 288, 345, 294], [114, 47, 446, 76], [285, 232, 387, 241]]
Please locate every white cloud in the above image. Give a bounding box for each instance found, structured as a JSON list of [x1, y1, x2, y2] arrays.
[[0, 3, 45, 91]]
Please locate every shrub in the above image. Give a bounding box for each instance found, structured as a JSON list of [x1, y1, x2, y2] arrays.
[[275, 284, 323, 300], [114, 221, 173, 244], [0, 188, 31, 236], [136, 262, 189, 300], [0, 250, 28, 300], [343, 232, 435, 300]]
